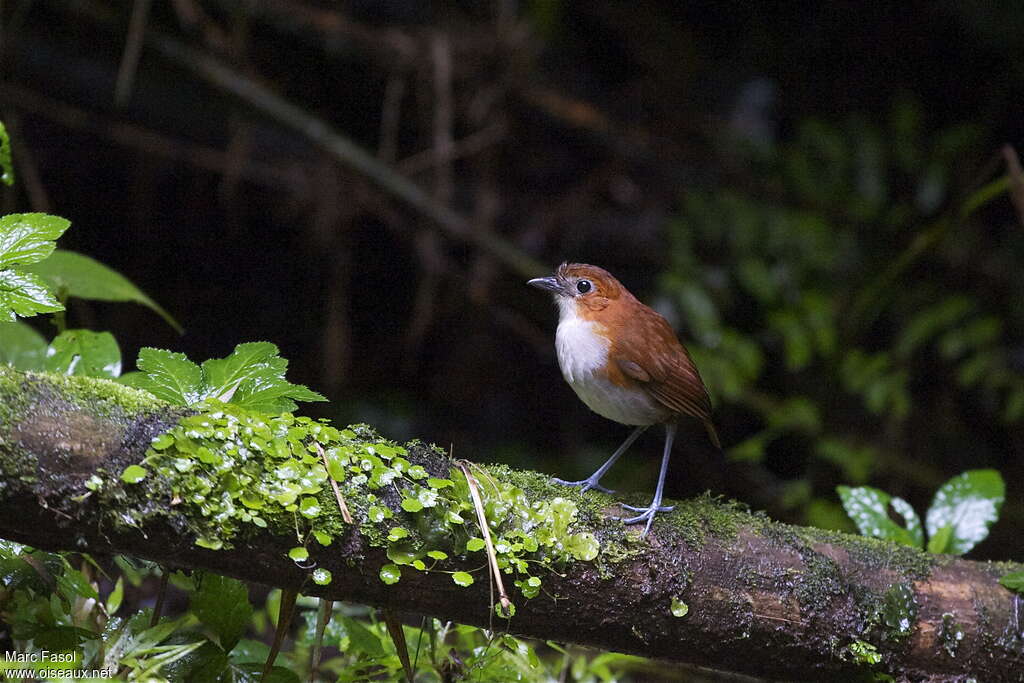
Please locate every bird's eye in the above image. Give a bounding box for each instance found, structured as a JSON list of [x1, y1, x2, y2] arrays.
[[576, 280, 592, 294]]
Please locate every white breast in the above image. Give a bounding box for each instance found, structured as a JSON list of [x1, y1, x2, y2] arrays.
[[554, 300, 668, 426]]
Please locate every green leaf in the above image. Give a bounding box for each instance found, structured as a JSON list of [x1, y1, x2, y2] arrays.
[[201, 341, 282, 398], [0, 269, 63, 320], [998, 570, 1024, 594], [298, 497, 321, 519], [401, 497, 423, 512], [0, 213, 70, 268], [190, 573, 253, 652], [207, 342, 325, 412], [670, 597, 689, 618], [0, 321, 47, 369], [0, 121, 13, 186], [836, 485, 923, 548], [195, 537, 223, 550], [927, 524, 953, 554], [311, 568, 332, 585], [452, 571, 474, 587], [924, 470, 1005, 555], [288, 547, 309, 562], [43, 329, 122, 378], [379, 564, 401, 585], [339, 616, 386, 658], [120, 465, 148, 484], [466, 537, 485, 552], [135, 347, 204, 405], [22, 250, 181, 332], [105, 576, 124, 615]]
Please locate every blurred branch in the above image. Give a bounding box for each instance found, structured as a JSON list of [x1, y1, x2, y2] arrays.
[[0, 84, 303, 192], [1003, 145, 1024, 227], [114, 0, 152, 106], [141, 26, 547, 279]]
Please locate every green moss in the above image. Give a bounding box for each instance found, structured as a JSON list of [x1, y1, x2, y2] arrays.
[[3, 369, 168, 418], [93, 404, 609, 605]]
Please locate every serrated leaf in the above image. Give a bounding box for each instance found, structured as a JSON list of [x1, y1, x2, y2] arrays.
[[452, 571, 474, 587], [135, 347, 204, 405], [0, 213, 70, 268], [0, 269, 63, 320], [999, 570, 1024, 594], [201, 342, 281, 396], [43, 329, 122, 378], [836, 485, 923, 548], [22, 250, 180, 332], [0, 321, 47, 369], [925, 470, 1005, 555], [190, 573, 253, 651]]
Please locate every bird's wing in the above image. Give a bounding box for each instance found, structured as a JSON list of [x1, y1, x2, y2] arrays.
[[612, 307, 720, 447]]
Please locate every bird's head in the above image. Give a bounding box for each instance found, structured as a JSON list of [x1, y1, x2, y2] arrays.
[[528, 262, 625, 319]]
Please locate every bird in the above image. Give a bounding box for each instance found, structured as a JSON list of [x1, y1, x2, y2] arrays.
[[528, 262, 720, 535]]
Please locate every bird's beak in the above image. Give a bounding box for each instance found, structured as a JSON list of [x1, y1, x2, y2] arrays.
[[527, 275, 563, 295]]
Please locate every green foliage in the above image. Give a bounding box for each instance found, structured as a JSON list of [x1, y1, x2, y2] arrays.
[[0, 213, 68, 321], [924, 470, 1005, 555], [0, 121, 13, 186], [125, 342, 326, 412], [836, 486, 922, 548], [22, 249, 181, 332], [838, 470, 1004, 555], [190, 574, 253, 651], [43, 329, 122, 378], [999, 570, 1024, 594], [662, 98, 1021, 530], [0, 321, 47, 369]]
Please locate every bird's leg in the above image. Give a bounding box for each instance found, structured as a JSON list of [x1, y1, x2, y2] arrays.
[[553, 425, 648, 494], [621, 422, 677, 535]]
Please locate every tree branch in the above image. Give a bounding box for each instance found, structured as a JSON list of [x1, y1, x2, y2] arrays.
[[0, 367, 1021, 681]]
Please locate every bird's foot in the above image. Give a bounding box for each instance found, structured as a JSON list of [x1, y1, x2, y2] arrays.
[[551, 477, 615, 494], [620, 502, 675, 536]]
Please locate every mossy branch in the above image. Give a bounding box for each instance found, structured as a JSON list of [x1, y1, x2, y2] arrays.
[[0, 367, 1021, 681]]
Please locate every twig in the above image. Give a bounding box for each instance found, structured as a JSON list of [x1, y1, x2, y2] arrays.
[[456, 460, 512, 616], [382, 607, 414, 683], [150, 570, 169, 626], [396, 121, 507, 176], [138, 27, 547, 279], [308, 598, 333, 683], [115, 0, 153, 106], [317, 443, 353, 523], [262, 588, 298, 683], [0, 84, 301, 192], [378, 72, 406, 163], [1003, 145, 1024, 228]]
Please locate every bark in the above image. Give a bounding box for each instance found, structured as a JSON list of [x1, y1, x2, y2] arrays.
[[0, 367, 1021, 681]]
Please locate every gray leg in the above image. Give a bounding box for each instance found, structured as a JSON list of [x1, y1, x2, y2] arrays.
[[553, 425, 649, 494], [621, 422, 677, 535]]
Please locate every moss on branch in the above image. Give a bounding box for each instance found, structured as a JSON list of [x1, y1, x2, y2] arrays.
[[0, 367, 1021, 681]]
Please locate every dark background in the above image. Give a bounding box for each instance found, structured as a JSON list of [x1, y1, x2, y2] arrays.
[[3, 1, 1022, 559]]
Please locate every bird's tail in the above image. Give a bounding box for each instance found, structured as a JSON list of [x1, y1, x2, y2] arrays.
[[704, 420, 722, 450]]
